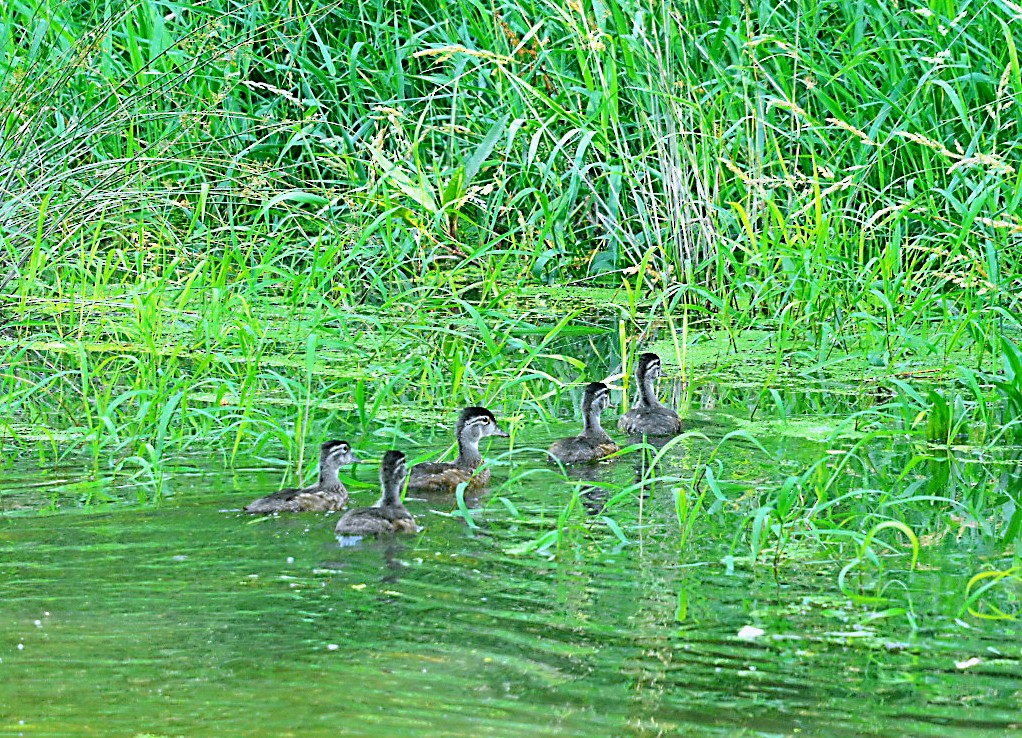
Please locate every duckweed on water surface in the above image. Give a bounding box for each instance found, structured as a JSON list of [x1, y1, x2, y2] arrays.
[[1, 422, 1020, 736], [4, 280, 1022, 732], [3, 288, 1022, 734]]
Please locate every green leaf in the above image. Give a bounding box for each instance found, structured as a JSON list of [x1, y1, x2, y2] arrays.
[[441, 166, 465, 206], [464, 114, 509, 185], [367, 145, 438, 213], [601, 515, 630, 544], [254, 190, 331, 221]]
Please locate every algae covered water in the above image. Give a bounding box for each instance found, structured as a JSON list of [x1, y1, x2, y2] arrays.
[[1, 415, 1020, 737]]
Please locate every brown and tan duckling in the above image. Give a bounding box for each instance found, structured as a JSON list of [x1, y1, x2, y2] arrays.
[[334, 450, 418, 537], [548, 382, 619, 465], [617, 352, 681, 437], [244, 440, 358, 513], [406, 406, 509, 493]]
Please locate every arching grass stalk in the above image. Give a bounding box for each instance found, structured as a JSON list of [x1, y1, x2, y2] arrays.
[[673, 465, 707, 552], [837, 521, 920, 605], [959, 567, 1022, 621]]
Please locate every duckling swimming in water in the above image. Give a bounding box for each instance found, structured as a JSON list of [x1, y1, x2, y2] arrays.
[[548, 382, 619, 465], [406, 406, 509, 493], [245, 440, 359, 513], [617, 352, 681, 437], [335, 450, 418, 536]]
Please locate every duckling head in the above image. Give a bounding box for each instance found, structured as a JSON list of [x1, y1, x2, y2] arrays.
[[583, 382, 613, 414], [379, 449, 408, 501], [457, 406, 510, 442], [321, 440, 359, 468], [635, 352, 663, 382]]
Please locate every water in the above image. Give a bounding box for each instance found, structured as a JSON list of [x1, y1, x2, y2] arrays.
[[1, 413, 1020, 737]]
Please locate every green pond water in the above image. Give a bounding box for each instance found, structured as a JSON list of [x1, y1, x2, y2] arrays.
[[1, 411, 1020, 737]]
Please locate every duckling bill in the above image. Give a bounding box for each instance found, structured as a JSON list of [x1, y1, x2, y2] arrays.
[[245, 440, 358, 513], [335, 450, 418, 536], [406, 406, 509, 493], [548, 382, 619, 464], [617, 352, 681, 437]]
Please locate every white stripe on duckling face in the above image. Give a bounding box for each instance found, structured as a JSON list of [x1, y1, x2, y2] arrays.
[[329, 444, 355, 461], [466, 414, 509, 437]]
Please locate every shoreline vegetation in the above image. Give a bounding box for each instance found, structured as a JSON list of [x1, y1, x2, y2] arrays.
[[1, 0, 1020, 588]]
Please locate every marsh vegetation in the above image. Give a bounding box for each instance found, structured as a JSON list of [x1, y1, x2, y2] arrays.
[[1, 0, 1020, 734]]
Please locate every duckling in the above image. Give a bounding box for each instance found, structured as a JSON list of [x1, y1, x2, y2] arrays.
[[335, 450, 418, 536], [244, 440, 358, 513], [617, 352, 681, 437], [548, 382, 620, 464], [406, 406, 509, 493]]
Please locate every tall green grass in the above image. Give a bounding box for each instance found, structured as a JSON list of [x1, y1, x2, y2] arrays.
[[4, 0, 1019, 291], [1, 0, 1021, 508]]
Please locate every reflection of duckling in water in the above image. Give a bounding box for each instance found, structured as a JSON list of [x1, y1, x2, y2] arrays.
[[618, 352, 682, 437], [245, 441, 358, 513], [562, 466, 649, 517], [556, 461, 614, 516], [579, 483, 612, 516], [335, 450, 419, 537], [548, 382, 619, 465], [406, 407, 509, 493]]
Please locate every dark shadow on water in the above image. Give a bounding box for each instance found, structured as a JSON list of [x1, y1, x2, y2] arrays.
[[322, 534, 412, 586]]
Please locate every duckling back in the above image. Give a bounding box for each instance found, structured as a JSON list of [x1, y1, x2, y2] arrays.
[[244, 486, 347, 513], [407, 461, 488, 493], [617, 406, 681, 437], [334, 506, 418, 536], [548, 437, 619, 465]]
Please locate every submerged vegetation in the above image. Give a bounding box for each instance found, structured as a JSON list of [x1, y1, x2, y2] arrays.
[[1, 0, 1021, 624]]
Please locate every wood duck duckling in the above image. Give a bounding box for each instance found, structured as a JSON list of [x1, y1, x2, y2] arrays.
[[406, 406, 509, 493], [617, 352, 681, 437], [244, 440, 358, 513], [335, 450, 418, 537], [548, 382, 619, 465]]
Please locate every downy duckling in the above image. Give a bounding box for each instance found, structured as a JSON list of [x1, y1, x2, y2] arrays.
[[548, 382, 619, 464], [617, 352, 681, 437], [245, 440, 358, 513], [406, 406, 509, 493], [335, 450, 418, 536]]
